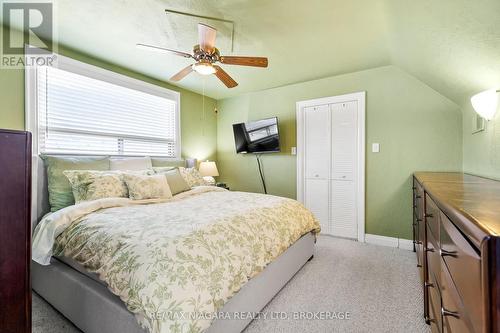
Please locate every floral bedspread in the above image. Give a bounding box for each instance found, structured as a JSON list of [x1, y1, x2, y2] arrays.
[[48, 188, 320, 333]]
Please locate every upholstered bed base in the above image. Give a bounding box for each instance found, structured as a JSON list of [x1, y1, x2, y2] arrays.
[[32, 232, 315, 333]]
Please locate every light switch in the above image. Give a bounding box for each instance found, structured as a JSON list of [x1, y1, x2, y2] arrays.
[[372, 143, 380, 153], [291, 147, 297, 155]]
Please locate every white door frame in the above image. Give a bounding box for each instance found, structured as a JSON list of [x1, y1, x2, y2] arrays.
[[296, 91, 366, 242]]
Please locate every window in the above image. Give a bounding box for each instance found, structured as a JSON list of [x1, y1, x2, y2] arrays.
[[26, 53, 180, 158]]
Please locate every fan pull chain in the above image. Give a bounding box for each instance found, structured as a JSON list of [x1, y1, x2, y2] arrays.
[[202, 77, 206, 136]]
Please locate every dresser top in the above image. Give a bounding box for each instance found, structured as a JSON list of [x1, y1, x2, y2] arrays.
[[414, 172, 500, 245]]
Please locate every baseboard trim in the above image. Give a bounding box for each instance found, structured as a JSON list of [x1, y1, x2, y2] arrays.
[[365, 234, 413, 251]]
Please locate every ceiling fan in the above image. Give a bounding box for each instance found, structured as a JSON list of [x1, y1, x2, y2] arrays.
[[137, 23, 268, 88]]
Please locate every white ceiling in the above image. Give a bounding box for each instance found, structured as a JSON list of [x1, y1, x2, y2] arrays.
[[45, 0, 390, 99], [4, 0, 500, 104]]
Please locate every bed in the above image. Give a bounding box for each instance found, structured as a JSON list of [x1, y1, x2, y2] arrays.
[[31, 156, 320, 333]]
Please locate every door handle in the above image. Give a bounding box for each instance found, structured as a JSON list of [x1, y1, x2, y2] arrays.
[[441, 307, 460, 319], [440, 249, 457, 258]]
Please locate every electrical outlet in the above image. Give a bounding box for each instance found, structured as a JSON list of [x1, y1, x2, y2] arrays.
[[291, 147, 297, 155], [372, 143, 380, 153]]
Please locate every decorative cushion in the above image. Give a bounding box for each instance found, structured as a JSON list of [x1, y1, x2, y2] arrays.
[[63, 170, 128, 203], [151, 158, 185, 168], [110, 157, 152, 171], [42, 155, 110, 211], [122, 174, 172, 200], [153, 167, 191, 195], [178, 167, 209, 187]]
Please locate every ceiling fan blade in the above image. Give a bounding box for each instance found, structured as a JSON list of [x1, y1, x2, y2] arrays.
[[213, 65, 238, 88], [198, 23, 217, 53], [170, 65, 194, 82], [220, 56, 268, 68], [136, 43, 192, 58]]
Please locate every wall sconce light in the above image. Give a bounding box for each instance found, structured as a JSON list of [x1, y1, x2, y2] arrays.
[[470, 89, 499, 121]]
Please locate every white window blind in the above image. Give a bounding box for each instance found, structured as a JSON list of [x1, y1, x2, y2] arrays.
[[36, 66, 179, 157]]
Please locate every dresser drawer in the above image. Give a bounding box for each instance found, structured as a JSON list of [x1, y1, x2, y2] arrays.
[[416, 241, 424, 275], [426, 225, 440, 285], [441, 262, 474, 333], [425, 194, 440, 242], [414, 212, 423, 269], [415, 181, 424, 220], [416, 216, 424, 271], [427, 271, 442, 333], [440, 212, 483, 332]]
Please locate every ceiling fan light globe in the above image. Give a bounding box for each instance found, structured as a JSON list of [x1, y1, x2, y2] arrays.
[[192, 63, 216, 75]]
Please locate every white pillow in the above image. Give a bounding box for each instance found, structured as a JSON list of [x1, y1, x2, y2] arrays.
[[122, 174, 172, 200], [178, 167, 209, 187], [110, 157, 152, 171]]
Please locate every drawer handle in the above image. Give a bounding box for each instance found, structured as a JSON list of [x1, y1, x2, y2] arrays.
[[417, 264, 422, 267], [412, 186, 417, 190], [424, 282, 434, 288], [415, 241, 422, 245], [416, 218, 423, 222], [425, 247, 435, 253], [441, 307, 460, 319], [416, 195, 422, 199], [440, 249, 457, 258], [425, 213, 433, 218]]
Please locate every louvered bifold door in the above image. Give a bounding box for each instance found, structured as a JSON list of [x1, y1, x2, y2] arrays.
[[303, 105, 331, 234], [329, 101, 358, 239]]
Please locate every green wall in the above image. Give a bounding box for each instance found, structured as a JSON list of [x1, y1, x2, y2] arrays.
[[1, 24, 468, 240], [0, 25, 217, 162], [216, 66, 462, 239], [462, 102, 500, 180]]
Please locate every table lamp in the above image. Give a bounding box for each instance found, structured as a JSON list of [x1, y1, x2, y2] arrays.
[[199, 161, 219, 185]]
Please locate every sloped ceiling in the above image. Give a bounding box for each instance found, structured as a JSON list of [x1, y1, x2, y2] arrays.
[[4, 0, 500, 103], [383, 0, 500, 106]]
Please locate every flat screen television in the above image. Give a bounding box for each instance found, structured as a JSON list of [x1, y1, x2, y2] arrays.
[[233, 117, 280, 154]]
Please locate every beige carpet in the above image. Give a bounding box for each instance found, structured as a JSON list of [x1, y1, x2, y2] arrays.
[[33, 235, 430, 333]]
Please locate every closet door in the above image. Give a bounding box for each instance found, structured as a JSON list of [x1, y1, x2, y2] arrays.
[[304, 105, 330, 179], [330, 101, 357, 239], [303, 105, 330, 233]]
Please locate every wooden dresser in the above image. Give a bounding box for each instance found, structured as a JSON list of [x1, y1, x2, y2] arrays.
[[0, 130, 32, 333], [413, 172, 500, 333]]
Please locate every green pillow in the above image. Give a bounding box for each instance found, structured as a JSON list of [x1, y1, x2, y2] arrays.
[[42, 155, 110, 211], [151, 158, 185, 168], [154, 167, 191, 195]]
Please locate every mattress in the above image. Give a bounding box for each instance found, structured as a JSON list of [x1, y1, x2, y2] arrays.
[[33, 187, 320, 333], [55, 256, 105, 286], [33, 232, 316, 333]]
